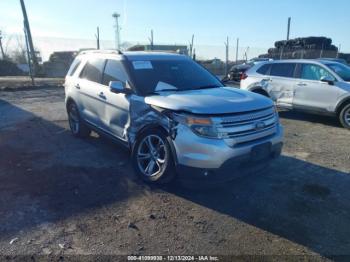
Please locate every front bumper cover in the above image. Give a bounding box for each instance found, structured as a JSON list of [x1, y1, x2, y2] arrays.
[[176, 142, 283, 183]]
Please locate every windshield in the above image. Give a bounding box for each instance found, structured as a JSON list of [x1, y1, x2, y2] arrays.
[[326, 63, 350, 82], [127, 59, 223, 95]]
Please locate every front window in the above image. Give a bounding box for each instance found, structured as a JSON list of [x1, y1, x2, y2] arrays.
[[326, 63, 350, 82], [127, 59, 223, 96], [300, 64, 335, 81]]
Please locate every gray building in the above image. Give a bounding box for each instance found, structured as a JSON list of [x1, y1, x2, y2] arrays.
[[127, 44, 188, 55]]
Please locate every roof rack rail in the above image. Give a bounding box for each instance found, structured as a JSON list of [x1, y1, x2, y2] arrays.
[[79, 49, 123, 55]]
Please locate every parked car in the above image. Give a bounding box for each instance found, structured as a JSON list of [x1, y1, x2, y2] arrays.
[[317, 58, 348, 65], [226, 58, 273, 82], [65, 50, 284, 184], [240, 59, 350, 129]]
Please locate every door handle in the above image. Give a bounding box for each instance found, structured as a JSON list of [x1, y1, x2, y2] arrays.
[[263, 78, 271, 82], [297, 82, 307, 86], [75, 84, 80, 89], [98, 92, 106, 99]]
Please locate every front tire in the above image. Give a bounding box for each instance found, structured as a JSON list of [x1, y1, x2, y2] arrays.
[[339, 103, 350, 129], [132, 129, 176, 184], [67, 101, 91, 138]]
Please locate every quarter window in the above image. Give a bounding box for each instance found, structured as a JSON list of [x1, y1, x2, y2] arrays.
[[67, 57, 81, 76], [301, 64, 334, 81], [270, 63, 296, 78], [256, 64, 271, 75], [102, 60, 128, 86], [80, 58, 106, 83]]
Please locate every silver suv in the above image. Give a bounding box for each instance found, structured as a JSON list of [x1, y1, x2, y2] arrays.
[[65, 50, 284, 184], [240, 59, 350, 129]]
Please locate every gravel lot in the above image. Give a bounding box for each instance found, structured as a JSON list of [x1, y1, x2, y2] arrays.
[[0, 85, 349, 260]]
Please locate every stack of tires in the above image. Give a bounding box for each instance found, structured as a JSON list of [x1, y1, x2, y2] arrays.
[[43, 51, 78, 78], [260, 37, 340, 60]]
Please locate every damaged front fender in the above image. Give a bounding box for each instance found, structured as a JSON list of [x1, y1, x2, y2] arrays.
[[126, 95, 178, 146]]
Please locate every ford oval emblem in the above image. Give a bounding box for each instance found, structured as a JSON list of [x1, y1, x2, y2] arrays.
[[255, 121, 266, 131]]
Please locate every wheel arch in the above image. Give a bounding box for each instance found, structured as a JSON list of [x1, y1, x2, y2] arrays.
[[250, 87, 270, 97], [132, 124, 179, 165], [336, 96, 350, 116], [65, 96, 76, 110]]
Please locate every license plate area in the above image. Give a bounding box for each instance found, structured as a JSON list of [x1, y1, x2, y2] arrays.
[[251, 142, 272, 162]]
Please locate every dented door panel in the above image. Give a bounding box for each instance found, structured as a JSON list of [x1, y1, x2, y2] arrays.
[[103, 91, 130, 141], [264, 76, 296, 108]]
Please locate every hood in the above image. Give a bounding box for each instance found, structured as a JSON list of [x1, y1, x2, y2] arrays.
[[145, 87, 273, 114]]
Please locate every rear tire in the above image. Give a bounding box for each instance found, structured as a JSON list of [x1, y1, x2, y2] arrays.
[[132, 129, 176, 184], [67, 101, 91, 138], [339, 103, 350, 129]]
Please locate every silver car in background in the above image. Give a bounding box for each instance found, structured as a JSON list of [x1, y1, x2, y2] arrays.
[[65, 51, 284, 185], [240, 59, 350, 129]]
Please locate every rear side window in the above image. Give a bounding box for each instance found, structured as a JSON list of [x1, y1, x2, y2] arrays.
[[102, 60, 128, 86], [257, 64, 271, 75], [270, 63, 296, 78], [80, 58, 106, 83], [67, 57, 81, 76]]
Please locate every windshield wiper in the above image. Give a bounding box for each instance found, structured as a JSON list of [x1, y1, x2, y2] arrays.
[[195, 85, 221, 90], [147, 89, 179, 95], [155, 89, 179, 92]]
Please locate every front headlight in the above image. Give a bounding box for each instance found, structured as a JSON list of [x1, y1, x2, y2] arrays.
[[172, 114, 219, 138]]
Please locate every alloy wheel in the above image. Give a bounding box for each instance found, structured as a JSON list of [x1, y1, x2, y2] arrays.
[[344, 107, 350, 126], [137, 135, 167, 177]]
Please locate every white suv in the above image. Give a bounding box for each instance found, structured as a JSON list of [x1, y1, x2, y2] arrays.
[[65, 50, 284, 184], [241, 59, 350, 129]]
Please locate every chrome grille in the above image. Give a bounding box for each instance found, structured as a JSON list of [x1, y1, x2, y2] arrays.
[[215, 107, 278, 144]]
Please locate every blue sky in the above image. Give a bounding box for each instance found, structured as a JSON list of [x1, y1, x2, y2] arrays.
[[1, 0, 350, 60]]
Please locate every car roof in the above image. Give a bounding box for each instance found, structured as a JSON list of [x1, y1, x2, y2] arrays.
[[255, 59, 335, 67], [79, 50, 189, 61]]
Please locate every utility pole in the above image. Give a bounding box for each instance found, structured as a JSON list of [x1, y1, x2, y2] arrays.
[[235, 38, 239, 64], [24, 25, 34, 85], [244, 47, 250, 62], [112, 13, 121, 50], [189, 34, 194, 58], [20, 0, 39, 75], [337, 44, 341, 58], [287, 17, 291, 41], [224, 37, 229, 75], [0, 31, 5, 59], [149, 30, 154, 50], [320, 43, 324, 58], [95, 27, 100, 50]]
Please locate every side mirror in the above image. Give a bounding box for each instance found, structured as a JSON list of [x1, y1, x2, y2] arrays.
[[320, 76, 335, 85], [109, 81, 132, 94]]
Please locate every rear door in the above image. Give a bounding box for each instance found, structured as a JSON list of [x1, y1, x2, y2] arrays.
[[293, 63, 339, 111], [78, 57, 107, 127], [267, 63, 298, 108], [101, 59, 131, 140]]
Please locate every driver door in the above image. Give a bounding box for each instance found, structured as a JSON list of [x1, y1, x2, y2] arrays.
[[100, 59, 131, 141]]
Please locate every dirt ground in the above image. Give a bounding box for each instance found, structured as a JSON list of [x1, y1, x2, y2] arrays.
[[0, 85, 349, 261]]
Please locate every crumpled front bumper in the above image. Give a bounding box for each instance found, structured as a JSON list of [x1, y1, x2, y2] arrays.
[[172, 124, 284, 182]]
